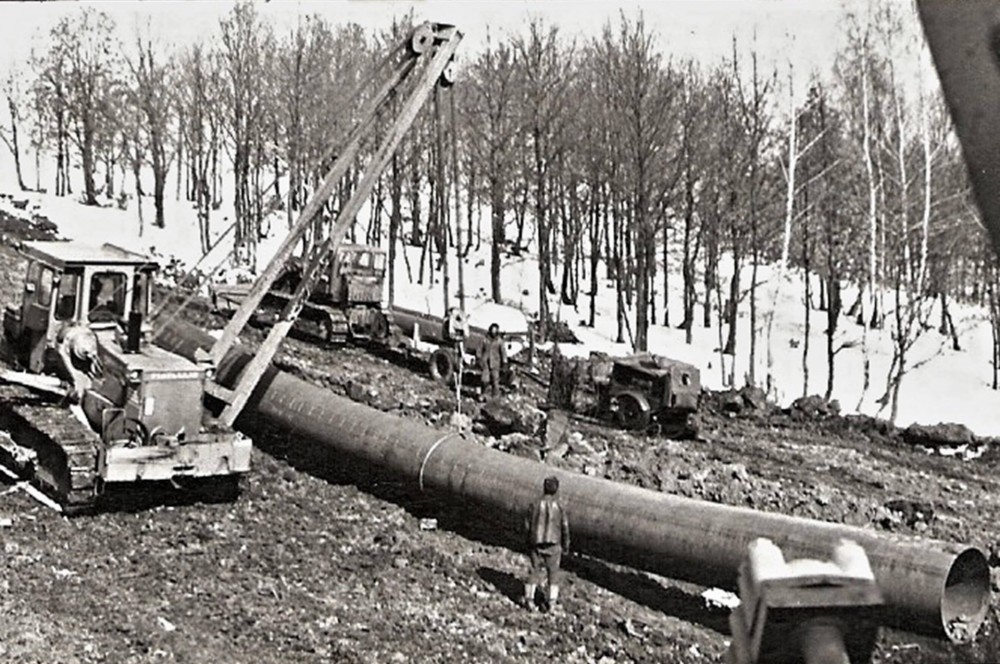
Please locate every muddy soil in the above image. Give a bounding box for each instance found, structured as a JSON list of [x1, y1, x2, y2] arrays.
[[0, 242, 998, 663]]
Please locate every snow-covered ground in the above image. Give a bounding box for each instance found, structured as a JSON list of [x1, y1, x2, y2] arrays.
[[2, 166, 998, 437]]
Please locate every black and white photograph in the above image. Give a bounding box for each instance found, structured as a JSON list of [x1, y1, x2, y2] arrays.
[[0, 0, 997, 661]]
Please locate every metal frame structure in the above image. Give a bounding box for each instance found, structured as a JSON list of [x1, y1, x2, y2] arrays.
[[205, 22, 463, 427]]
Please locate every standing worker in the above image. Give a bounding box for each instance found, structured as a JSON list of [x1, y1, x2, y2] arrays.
[[478, 322, 507, 398], [523, 475, 570, 612]]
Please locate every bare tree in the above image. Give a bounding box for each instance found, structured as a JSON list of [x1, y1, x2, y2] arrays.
[[219, 1, 274, 268], [464, 33, 520, 304], [177, 43, 222, 253], [513, 20, 576, 337], [1, 71, 29, 190], [593, 14, 680, 352], [46, 8, 121, 205], [127, 25, 175, 228]]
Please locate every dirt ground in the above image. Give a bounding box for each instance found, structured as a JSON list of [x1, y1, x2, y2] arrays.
[[1, 233, 999, 663]]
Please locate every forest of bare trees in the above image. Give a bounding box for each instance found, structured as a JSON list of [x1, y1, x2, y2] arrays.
[[3, 2, 999, 416]]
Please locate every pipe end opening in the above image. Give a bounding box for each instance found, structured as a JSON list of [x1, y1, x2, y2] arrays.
[[941, 547, 991, 643]]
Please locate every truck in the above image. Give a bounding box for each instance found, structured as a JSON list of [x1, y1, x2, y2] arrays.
[[548, 351, 701, 438], [0, 21, 461, 514], [0, 240, 251, 513]]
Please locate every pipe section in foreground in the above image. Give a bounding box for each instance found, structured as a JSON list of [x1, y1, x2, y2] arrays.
[[155, 319, 990, 643]]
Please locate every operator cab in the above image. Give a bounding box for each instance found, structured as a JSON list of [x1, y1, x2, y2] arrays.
[[4, 241, 157, 371], [325, 244, 387, 306]]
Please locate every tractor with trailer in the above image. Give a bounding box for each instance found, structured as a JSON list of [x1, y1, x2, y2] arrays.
[[0, 240, 251, 513], [212, 246, 529, 393], [548, 351, 701, 438]]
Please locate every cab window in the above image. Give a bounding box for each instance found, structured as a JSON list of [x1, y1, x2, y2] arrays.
[[25, 261, 39, 295], [36, 266, 55, 307], [54, 271, 81, 321], [88, 272, 127, 322]]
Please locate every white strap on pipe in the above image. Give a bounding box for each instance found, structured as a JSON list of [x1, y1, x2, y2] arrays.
[[418, 432, 461, 492]]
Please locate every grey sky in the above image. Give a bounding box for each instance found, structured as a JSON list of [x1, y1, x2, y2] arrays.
[[1, 0, 851, 76]]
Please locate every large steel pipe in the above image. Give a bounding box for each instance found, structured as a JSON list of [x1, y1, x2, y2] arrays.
[[388, 306, 526, 358], [155, 319, 990, 642]]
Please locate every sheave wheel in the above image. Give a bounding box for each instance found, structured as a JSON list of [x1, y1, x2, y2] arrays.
[[616, 394, 650, 431]]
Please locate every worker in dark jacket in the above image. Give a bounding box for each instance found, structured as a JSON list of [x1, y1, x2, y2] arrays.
[[478, 322, 507, 398], [523, 475, 570, 612]]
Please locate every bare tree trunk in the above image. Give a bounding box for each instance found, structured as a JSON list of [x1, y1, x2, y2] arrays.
[[939, 291, 960, 351], [56, 109, 70, 196], [4, 95, 26, 190], [681, 165, 697, 343], [613, 193, 625, 344], [490, 172, 504, 304], [588, 184, 604, 328], [134, 158, 144, 238], [388, 153, 401, 306], [768, 63, 797, 396], [80, 121, 98, 205], [662, 220, 670, 327], [857, 42, 877, 411], [703, 203, 718, 329], [152, 134, 167, 228], [724, 250, 740, 357], [990, 280, 1000, 390], [825, 275, 841, 400]]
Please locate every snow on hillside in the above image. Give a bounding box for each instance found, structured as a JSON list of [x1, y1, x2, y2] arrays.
[[1, 181, 998, 437]]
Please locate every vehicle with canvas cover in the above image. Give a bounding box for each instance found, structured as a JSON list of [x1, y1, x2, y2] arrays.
[[0, 240, 251, 513], [548, 351, 701, 438], [601, 354, 701, 435]]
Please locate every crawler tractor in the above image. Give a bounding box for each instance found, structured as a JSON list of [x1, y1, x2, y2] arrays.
[[0, 241, 251, 513], [212, 243, 391, 344]]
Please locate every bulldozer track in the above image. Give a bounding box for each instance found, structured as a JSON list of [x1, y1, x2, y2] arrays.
[[0, 383, 99, 514]]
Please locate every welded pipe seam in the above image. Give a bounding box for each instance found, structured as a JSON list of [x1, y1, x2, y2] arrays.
[[418, 432, 462, 492]]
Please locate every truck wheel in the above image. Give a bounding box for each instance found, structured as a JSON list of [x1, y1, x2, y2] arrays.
[[428, 348, 456, 384], [616, 394, 650, 431], [370, 312, 390, 341]]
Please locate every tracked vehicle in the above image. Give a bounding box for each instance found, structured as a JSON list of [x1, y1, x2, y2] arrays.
[[0, 241, 251, 513], [212, 243, 391, 344]]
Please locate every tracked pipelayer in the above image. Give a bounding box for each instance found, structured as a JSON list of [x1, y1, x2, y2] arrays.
[[0, 383, 99, 514], [0, 22, 463, 511], [0, 241, 251, 513]]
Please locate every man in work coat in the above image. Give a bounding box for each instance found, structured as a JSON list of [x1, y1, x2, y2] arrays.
[[55, 322, 103, 401], [523, 475, 571, 612], [478, 322, 507, 398]]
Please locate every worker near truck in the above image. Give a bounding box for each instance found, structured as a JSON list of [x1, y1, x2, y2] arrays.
[[523, 475, 571, 612], [478, 322, 507, 398], [55, 321, 103, 401]]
